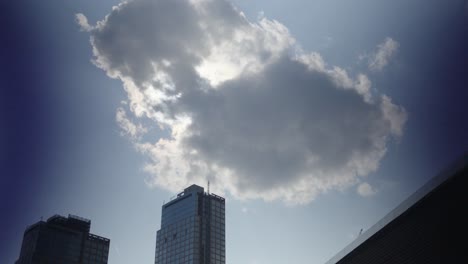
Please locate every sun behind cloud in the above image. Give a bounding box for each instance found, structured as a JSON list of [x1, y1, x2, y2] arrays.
[[78, 0, 407, 204]]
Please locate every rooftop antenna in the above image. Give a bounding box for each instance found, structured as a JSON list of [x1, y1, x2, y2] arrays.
[[207, 180, 210, 194]]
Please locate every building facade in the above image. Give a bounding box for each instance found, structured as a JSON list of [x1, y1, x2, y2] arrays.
[[155, 184, 225, 264], [16, 214, 110, 264]]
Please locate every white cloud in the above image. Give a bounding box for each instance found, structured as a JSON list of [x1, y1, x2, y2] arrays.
[[75, 13, 93, 32], [357, 182, 377, 197], [116, 107, 147, 139], [381, 95, 408, 137], [368, 37, 399, 72], [79, 0, 407, 204]]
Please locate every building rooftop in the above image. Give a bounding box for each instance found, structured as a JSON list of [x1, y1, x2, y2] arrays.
[[25, 214, 92, 235], [164, 184, 224, 208]]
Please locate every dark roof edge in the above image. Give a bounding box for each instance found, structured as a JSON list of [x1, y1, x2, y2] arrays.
[[24, 221, 45, 235], [88, 233, 111, 242], [324, 153, 468, 264]]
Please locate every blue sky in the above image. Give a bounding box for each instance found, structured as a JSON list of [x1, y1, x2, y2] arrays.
[[1, 0, 466, 263]]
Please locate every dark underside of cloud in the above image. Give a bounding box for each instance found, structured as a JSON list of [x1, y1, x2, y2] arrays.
[[180, 57, 385, 190]]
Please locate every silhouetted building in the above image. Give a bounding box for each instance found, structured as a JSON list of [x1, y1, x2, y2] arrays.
[[15, 214, 110, 264], [155, 184, 226, 264], [326, 155, 467, 264]]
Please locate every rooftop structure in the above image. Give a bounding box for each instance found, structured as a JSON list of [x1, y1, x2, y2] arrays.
[[16, 214, 110, 264]]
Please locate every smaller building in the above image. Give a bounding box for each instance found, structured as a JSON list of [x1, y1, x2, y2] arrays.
[[16, 214, 110, 264]]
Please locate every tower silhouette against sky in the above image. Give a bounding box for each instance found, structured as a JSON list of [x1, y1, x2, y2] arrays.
[[15, 214, 110, 264], [155, 184, 226, 264]]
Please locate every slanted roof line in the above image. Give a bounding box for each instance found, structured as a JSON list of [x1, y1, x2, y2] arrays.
[[324, 154, 467, 264]]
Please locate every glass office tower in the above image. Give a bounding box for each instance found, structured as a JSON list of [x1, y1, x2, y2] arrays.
[[155, 184, 225, 264]]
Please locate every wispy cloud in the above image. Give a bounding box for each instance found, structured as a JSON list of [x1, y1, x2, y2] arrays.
[[79, 0, 406, 204], [357, 182, 377, 197], [116, 107, 147, 140], [113, 244, 121, 257], [75, 13, 93, 32], [367, 37, 399, 72]]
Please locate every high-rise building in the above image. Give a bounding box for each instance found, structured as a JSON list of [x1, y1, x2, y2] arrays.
[[155, 184, 225, 264], [15, 214, 110, 264]]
